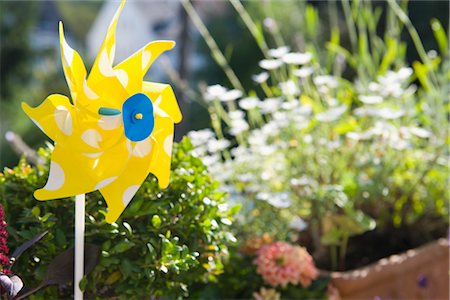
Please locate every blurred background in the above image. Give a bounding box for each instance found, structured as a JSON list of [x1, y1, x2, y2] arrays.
[[0, 0, 448, 168]]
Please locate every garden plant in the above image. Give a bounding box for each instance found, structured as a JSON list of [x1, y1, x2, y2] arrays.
[[184, 0, 449, 298]]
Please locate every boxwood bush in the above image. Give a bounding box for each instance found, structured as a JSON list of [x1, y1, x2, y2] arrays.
[[0, 137, 239, 299]]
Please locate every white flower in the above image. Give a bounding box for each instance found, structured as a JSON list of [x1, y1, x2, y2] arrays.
[[282, 52, 312, 65], [378, 108, 405, 119], [293, 67, 314, 78], [268, 46, 290, 58], [279, 80, 300, 96], [231, 145, 249, 157], [313, 75, 338, 88], [259, 59, 283, 70], [290, 176, 316, 186], [248, 130, 267, 146], [316, 105, 347, 122], [408, 126, 432, 138], [202, 154, 220, 167], [354, 106, 404, 119], [267, 192, 292, 208], [295, 105, 312, 115], [346, 131, 374, 141], [236, 173, 255, 182], [281, 100, 300, 110], [397, 67, 413, 81], [359, 95, 383, 104], [289, 216, 308, 231], [207, 139, 230, 153], [204, 84, 227, 101], [229, 118, 249, 135], [219, 89, 242, 102], [229, 110, 245, 120], [263, 17, 277, 31], [261, 122, 280, 137], [188, 129, 214, 147], [239, 97, 260, 110], [303, 134, 313, 144], [259, 97, 281, 114], [252, 72, 269, 83]]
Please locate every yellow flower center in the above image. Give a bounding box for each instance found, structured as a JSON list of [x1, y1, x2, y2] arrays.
[[135, 113, 143, 120]]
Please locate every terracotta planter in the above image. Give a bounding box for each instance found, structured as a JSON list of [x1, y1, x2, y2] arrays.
[[331, 239, 449, 299]]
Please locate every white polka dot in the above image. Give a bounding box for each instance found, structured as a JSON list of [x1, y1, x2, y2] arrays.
[[62, 38, 74, 66], [81, 129, 102, 148], [54, 106, 72, 135], [109, 46, 116, 62], [142, 50, 152, 69], [126, 140, 133, 153], [99, 49, 114, 77], [163, 134, 173, 156], [31, 118, 44, 132], [82, 152, 103, 158], [83, 80, 99, 100], [122, 185, 140, 206], [44, 161, 65, 191], [98, 115, 122, 130], [95, 176, 118, 190], [114, 69, 128, 87], [132, 138, 152, 157]]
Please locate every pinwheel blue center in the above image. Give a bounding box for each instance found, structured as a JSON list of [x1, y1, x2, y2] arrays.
[[121, 93, 155, 142], [98, 93, 155, 142]]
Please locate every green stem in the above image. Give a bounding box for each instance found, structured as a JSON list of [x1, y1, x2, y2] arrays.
[[229, 0, 269, 58], [181, 0, 244, 92]]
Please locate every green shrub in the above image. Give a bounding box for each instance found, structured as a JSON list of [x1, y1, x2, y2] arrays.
[[1, 137, 238, 299]]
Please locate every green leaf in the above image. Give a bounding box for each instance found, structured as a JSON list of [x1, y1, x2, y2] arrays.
[[31, 206, 40, 217], [151, 215, 161, 229], [431, 18, 448, 56], [112, 240, 135, 253]]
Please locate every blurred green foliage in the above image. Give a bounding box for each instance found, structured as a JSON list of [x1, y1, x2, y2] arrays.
[[0, 137, 238, 298]]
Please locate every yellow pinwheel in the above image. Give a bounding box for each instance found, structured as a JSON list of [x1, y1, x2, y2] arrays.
[[22, 0, 182, 223]]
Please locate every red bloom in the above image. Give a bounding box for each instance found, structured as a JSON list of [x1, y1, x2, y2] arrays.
[[0, 204, 9, 269]]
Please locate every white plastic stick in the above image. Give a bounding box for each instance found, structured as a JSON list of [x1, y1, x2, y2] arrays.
[[75, 194, 85, 300]]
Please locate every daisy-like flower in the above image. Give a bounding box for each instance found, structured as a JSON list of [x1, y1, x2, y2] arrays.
[[22, 0, 182, 223], [316, 105, 347, 122], [252, 72, 270, 84], [204, 84, 227, 101], [293, 67, 314, 78], [239, 97, 260, 110], [359, 95, 383, 104], [219, 89, 243, 102], [268, 46, 290, 59], [282, 52, 312, 65], [259, 59, 283, 70], [255, 241, 319, 288]]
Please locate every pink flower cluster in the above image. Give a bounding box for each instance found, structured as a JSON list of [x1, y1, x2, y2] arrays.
[[0, 204, 9, 269], [255, 241, 318, 288]]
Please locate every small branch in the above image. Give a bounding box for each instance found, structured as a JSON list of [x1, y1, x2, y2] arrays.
[[4, 131, 45, 166]]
